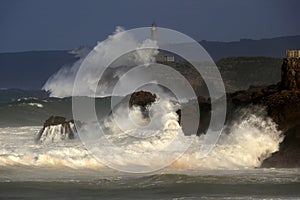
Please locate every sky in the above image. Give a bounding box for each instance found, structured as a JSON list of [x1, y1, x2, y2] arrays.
[[0, 0, 300, 52]]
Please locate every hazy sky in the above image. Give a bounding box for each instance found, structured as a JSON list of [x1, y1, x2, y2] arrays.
[[1, 0, 300, 52]]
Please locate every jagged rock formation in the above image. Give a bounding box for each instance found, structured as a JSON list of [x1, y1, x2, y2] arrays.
[[129, 91, 156, 108], [35, 116, 76, 143], [227, 84, 300, 167], [226, 56, 300, 167], [128, 90, 211, 135], [128, 90, 157, 119], [261, 125, 300, 167], [281, 58, 300, 90]]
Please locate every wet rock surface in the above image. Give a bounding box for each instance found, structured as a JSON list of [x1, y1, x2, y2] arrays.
[[36, 116, 76, 143], [227, 58, 300, 167], [281, 58, 300, 90], [129, 91, 156, 108]]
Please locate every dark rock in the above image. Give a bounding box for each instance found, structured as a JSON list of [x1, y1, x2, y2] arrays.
[[129, 91, 156, 108], [227, 57, 300, 167], [261, 126, 300, 168], [43, 116, 66, 127], [129, 90, 211, 136], [36, 115, 76, 143], [128, 91, 157, 119], [258, 90, 300, 131], [228, 86, 300, 167], [179, 97, 211, 136], [281, 58, 300, 90]]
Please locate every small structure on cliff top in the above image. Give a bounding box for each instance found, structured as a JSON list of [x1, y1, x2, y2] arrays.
[[286, 50, 300, 59], [151, 22, 175, 63], [281, 50, 300, 90]]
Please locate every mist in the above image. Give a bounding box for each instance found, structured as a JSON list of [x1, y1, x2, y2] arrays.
[[43, 27, 158, 98]]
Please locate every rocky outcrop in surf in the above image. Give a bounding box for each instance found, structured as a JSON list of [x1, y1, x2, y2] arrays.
[[226, 84, 300, 167], [129, 90, 157, 107], [128, 90, 211, 136], [226, 56, 300, 167], [35, 116, 76, 144]]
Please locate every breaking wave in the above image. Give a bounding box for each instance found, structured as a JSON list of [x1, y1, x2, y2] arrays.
[[0, 99, 283, 170], [43, 27, 158, 98]]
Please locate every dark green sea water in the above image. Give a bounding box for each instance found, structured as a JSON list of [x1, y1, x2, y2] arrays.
[[1, 167, 300, 199]]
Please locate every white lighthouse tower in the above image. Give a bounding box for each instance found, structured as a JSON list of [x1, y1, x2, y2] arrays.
[[151, 22, 157, 41]]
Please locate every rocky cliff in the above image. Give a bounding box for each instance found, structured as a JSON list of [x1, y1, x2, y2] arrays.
[[281, 58, 300, 90], [227, 57, 300, 167]]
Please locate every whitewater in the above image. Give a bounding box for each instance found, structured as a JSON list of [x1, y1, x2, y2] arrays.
[[1, 98, 299, 199], [0, 99, 283, 170]]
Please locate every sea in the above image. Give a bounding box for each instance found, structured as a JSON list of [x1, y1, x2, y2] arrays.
[[0, 95, 300, 199]]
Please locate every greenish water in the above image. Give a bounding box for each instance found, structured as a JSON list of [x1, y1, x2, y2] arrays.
[[1, 167, 300, 199]]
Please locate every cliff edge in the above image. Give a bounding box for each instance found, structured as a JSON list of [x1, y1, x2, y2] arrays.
[[228, 54, 300, 167]]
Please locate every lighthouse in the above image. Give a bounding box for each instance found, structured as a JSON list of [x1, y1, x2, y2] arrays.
[[151, 22, 157, 41], [151, 22, 175, 62]]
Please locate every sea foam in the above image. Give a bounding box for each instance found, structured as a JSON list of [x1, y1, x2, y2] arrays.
[[0, 100, 283, 171]]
